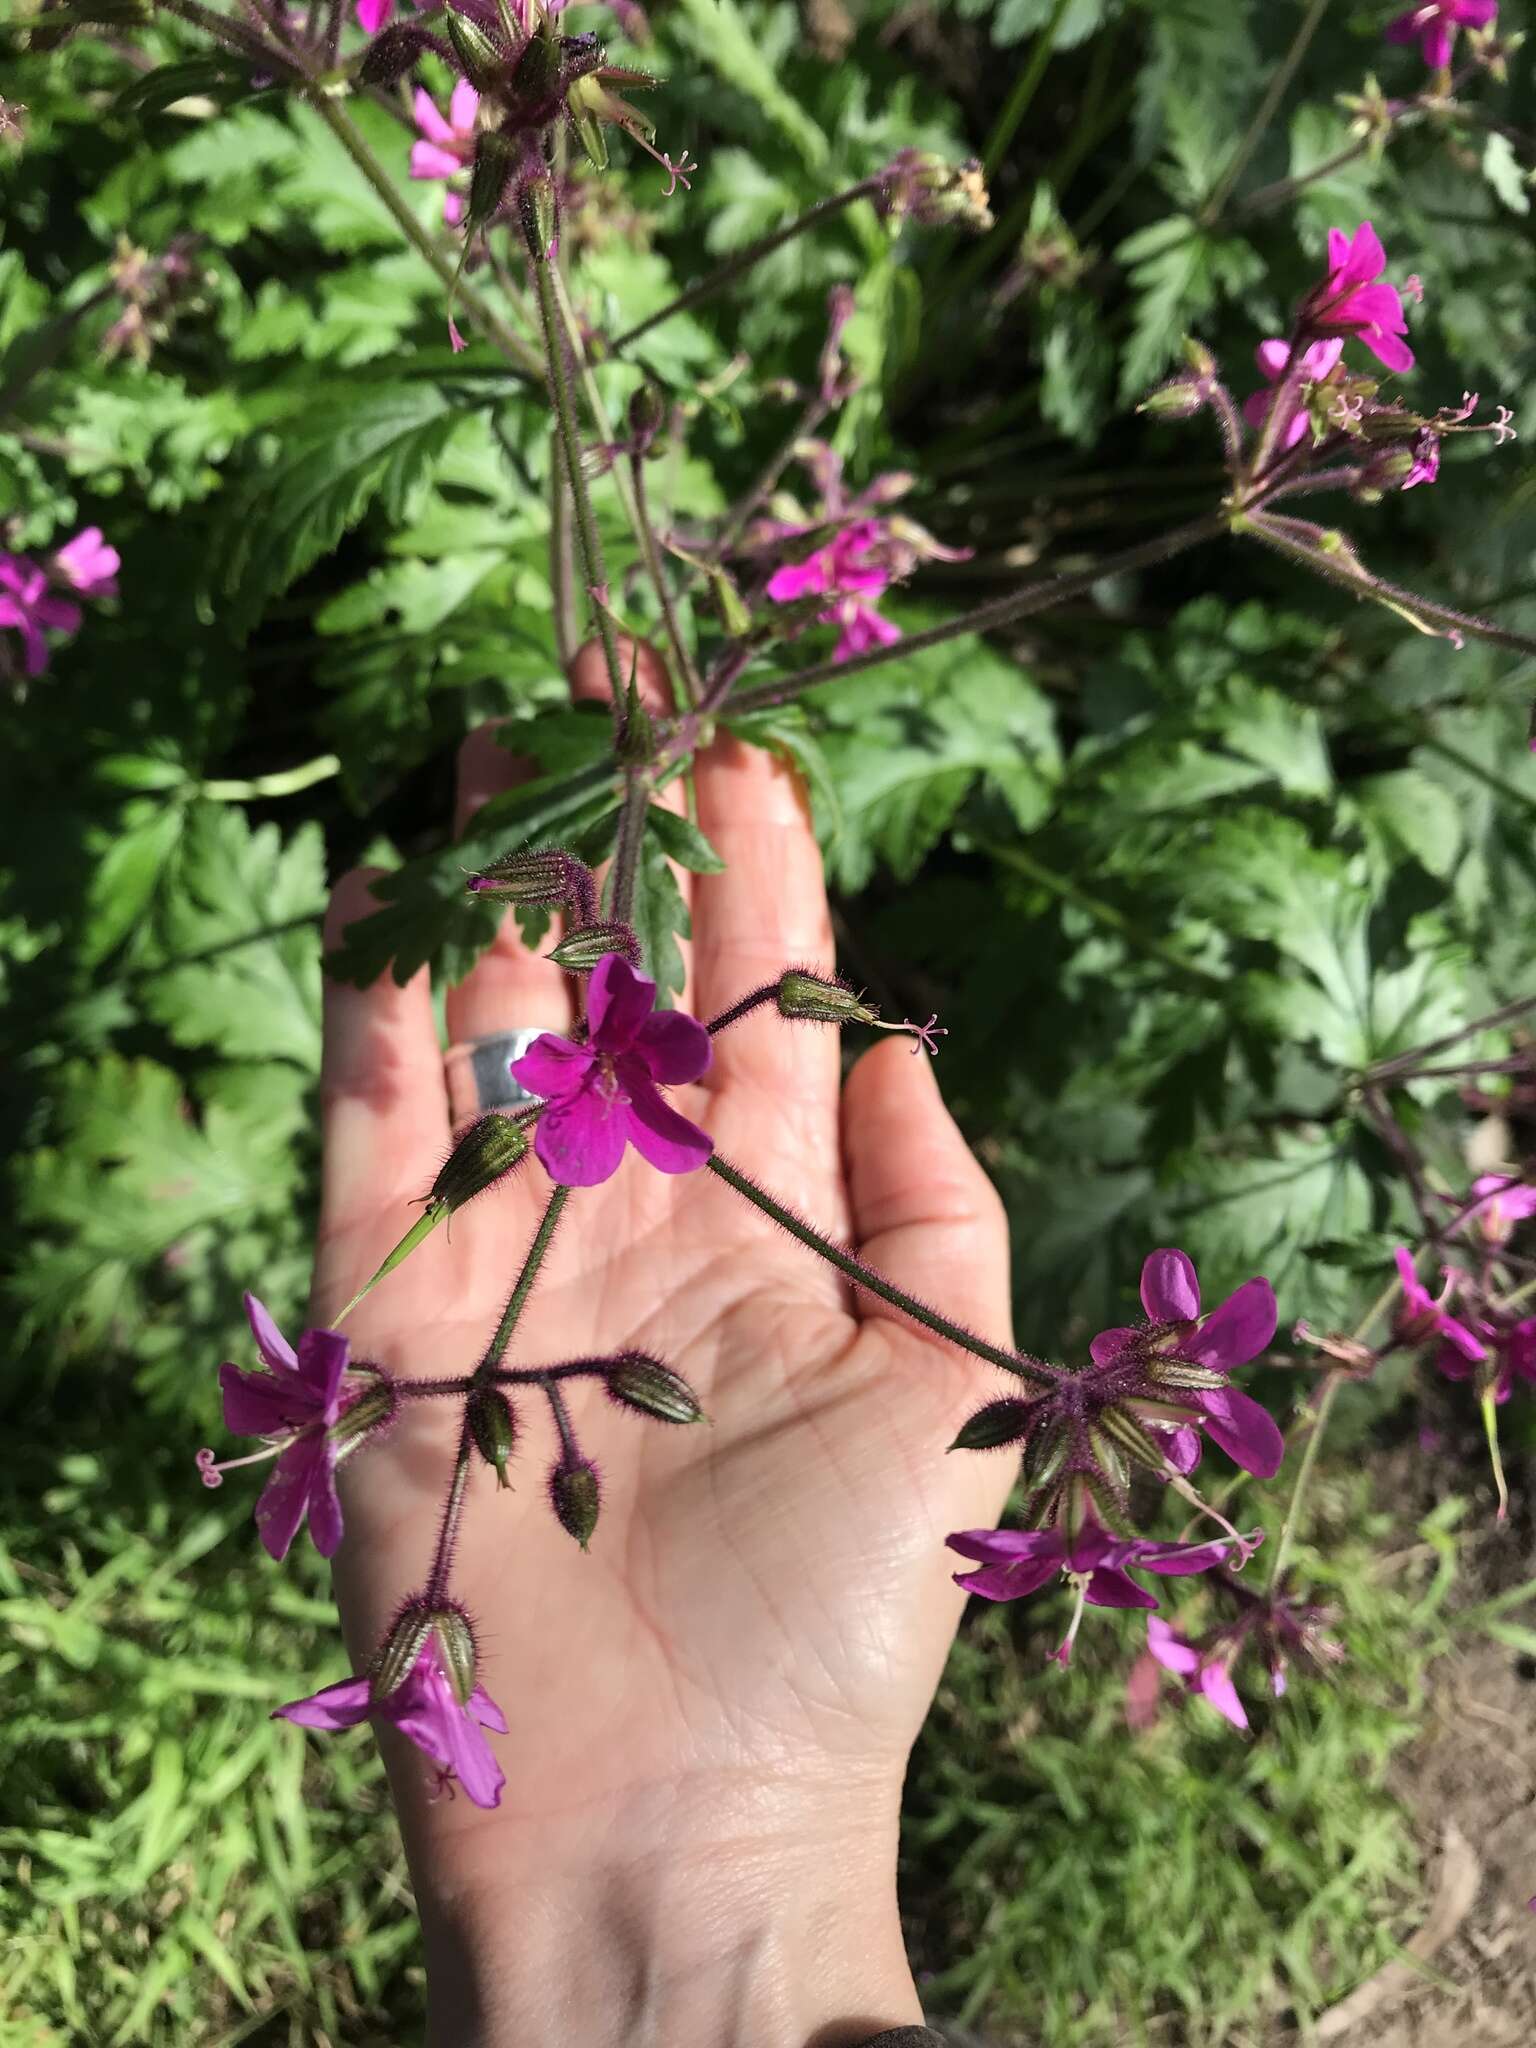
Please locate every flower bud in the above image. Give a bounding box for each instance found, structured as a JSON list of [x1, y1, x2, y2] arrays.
[[877, 149, 993, 231], [628, 383, 666, 451], [330, 1365, 399, 1448], [430, 1114, 530, 1212], [467, 1386, 517, 1488], [606, 1352, 704, 1425], [466, 131, 520, 236], [705, 567, 753, 638], [549, 1455, 600, 1548], [444, 8, 505, 90], [949, 1399, 1034, 1451], [547, 921, 642, 971], [519, 173, 559, 261], [358, 21, 434, 85], [467, 847, 591, 906], [1139, 375, 1208, 420], [776, 969, 878, 1028]]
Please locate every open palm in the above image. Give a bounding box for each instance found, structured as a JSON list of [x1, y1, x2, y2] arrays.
[[309, 651, 1014, 1952]]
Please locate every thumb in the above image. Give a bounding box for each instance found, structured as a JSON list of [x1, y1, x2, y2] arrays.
[[841, 1038, 1013, 1355]]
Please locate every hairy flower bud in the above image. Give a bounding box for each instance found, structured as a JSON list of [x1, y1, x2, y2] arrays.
[[606, 1351, 704, 1425], [519, 173, 559, 261], [547, 920, 643, 971], [550, 1455, 600, 1548], [776, 969, 879, 1028], [370, 1597, 479, 1704], [430, 1113, 529, 1212], [358, 22, 434, 85], [444, 7, 505, 89], [467, 847, 594, 908], [627, 382, 666, 451], [330, 1364, 399, 1447], [468, 1386, 517, 1489], [466, 130, 520, 235], [949, 1398, 1034, 1451], [877, 149, 993, 231]]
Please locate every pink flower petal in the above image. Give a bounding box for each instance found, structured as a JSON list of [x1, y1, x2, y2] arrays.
[[355, 0, 394, 31], [633, 1008, 712, 1086], [413, 86, 453, 148], [448, 78, 480, 137], [274, 1672, 372, 1730], [1084, 1565, 1158, 1610], [295, 1327, 351, 1415], [1141, 1248, 1201, 1323], [533, 1085, 630, 1187], [1183, 1278, 1276, 1372], [1198, 1385, 1284, 1477], [220, 1361, 315, 1436], [1146, 1615, 1201, 1676], [1198, 1662, 1250, 1730], [254, 1434, 336, 1561], [244, 1291, 298, 1373], [767, 556, 830, 602], [411, 140, 465, 182], [950, 1554, 1060, 1602], [622, 1074, 713, 1175], [587, 951, 656, 1051], [510, 1033, 594, 1099], [1090, 1325, 1137, 1365], [1254, 337, 1292, 382]]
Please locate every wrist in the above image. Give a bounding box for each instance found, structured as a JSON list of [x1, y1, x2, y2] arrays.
[[414, 1771, 921, 2048]]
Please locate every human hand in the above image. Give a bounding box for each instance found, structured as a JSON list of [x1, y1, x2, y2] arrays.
[[311, 644, 1014, 2047]]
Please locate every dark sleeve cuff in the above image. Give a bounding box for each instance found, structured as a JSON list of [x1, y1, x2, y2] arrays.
[[856, 2032, 950, 2047]]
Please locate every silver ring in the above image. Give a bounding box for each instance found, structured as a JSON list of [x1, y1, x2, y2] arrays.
[[444, 1027, 550, 1124]]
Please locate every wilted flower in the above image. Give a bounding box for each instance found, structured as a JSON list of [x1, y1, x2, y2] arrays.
[[1298, 221, 1415, 374], [1391, 1246, 1485, 1364], [510, 951, 712, 1186], [197, 1293, 396, 1560], [1385, 1, 1498, 71], [276, 1639, 507, 1808], [947, 1518, 1257, 1666], [411, 80, 481, 225]]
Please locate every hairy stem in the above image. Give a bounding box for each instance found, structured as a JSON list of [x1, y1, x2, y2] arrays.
[[308, 95, 541, 378], [723, 513, 1228, 717], [1201, 0, 1333, 223], [530, 252, 627, 721], [425, 1421, 474, 1602], [611, 179, 883, 353], [707, 1153, 1048, 1383], [982, 0, 1072, 175], [629, 453, 701, 707], [980, 839, 1229, 994], [607, 772, 650, 929], [476, 1186, 571, 1376]]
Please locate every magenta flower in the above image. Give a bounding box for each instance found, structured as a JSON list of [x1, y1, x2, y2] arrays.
[[276, 1642, 508, 1808], [1463, 1173, 1536, 1248], [0, 555, 82, 678], [766, 520, 903, 664], [52, 527, 120, 598], [1437, 1313, 1536, 1403], [511, 951, 712, 1187], [355, 0, 413, 31], [1402, 427, 1441, 489], [198, 1293, 394, 1560], [1090, 1249, 1284, 1478], [1385, 1, 1497, 70], [410, 81, 479, 227], [1299, 222, 1414, 374], [1146, 1614, 1249, 1730], [947, 1518, 1256, 1664], [1392, 1246, 1485, 1364], [1242, 337, 1343, 448]]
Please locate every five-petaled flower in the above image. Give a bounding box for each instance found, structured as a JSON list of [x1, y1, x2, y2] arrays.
[[946, 1518, 1258, 1665], [0, 556, 82, 679], [766, 520, 902, 664], [1385, 1, 1497, 71], [1298, 221, 1415, 374], [411, 80, 480, 226], [511, 951, 713, 1187], [275, 1642, 508, 1809], [199, 1293, 395, 1560], [1391, 1246, 1485, 1367]]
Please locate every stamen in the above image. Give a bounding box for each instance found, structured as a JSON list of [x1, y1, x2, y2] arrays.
[[875, 1012, 948, 1057], [1401, 273, 1424, 304], [1048, 1572, 1092, 1666], [195, 1443, 282, 1488]]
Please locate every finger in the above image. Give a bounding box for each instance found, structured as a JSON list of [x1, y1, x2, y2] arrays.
[[841, 1039, 1013, 1354], [315, 868, 453, 1317], [444, 723, 573, 1046], [569, 636, 696, 1010], [690, 731, 838, 1118]]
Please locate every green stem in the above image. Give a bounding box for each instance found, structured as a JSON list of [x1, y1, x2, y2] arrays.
[[1265, 1268, 1401, 1589], [978, 840, 1229, 994], [425, 1422, 474, 1602], [1363, 991, 1536, 1085], [607, 772, 650, 929], [549, 426, 579, 670], [1201, 0, 1334, 223], [476, 1186, 570, 1376], [308, 93, 541, 379], [707, 1154, 1047, 1383], [982, 0, 1072, 176], [610, 178, 883, 353], [154, 0, 293, 70], [629, 454, 701, 708], [201, 752, 341, 801], [530, 253, 627, 718], [548, 262, 643, 543], [723, 512, 1228, 718]]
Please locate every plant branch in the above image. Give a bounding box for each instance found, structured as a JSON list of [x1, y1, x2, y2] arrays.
[[610, 179, 883, 353], [1201, 0, 1334, 223], [707, 1153, 1049, 1383], [476, 1186, 571, 1377]]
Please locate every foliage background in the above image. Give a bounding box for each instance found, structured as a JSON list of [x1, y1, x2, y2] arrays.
[[3, 0, 1535, 2040]]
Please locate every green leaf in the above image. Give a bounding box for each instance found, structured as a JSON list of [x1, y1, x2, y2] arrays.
[[630, 819, 691, 1004], [1355, 770, 1463, 880], [671, 0, 829, 167], [645, 806, 726, 874], [1482, 132, 1530, 216], [82, 802, 186, 966], [140, 804, 327, 1071], [210, 383, 479, 639]]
